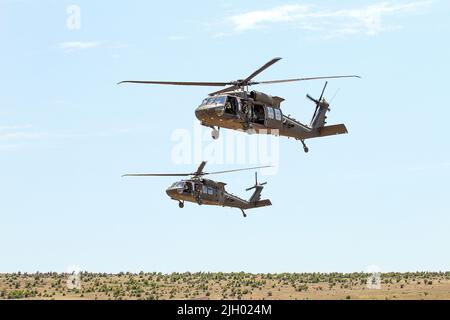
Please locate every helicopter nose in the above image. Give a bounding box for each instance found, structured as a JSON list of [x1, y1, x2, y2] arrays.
[[195, 107, 210, 122], [166, 187, 178, 198], [195, 106, 223, 122]]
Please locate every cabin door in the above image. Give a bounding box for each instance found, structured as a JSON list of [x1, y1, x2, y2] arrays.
[[264, 106, 282, 130]]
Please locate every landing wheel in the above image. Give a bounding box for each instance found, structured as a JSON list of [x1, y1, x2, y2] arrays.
[[301, 140, 309, 153], [211, 127, 220, 140], [241, 209, 247, 218], [178, 201, 184, 208], [197, 198, 203, 205]]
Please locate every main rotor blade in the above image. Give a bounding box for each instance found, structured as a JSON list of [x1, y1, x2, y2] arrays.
[[243, 57, 282, 83], [118, 80, 230, 87], [209, 85, 239, 96], [255, 75, 360, 85], [306, 94, 319, 104], [318, 81, 328, 102], [204, 165, 271, 176], [329, 88, 340, 104], [195, 161, 207, 176], [122, 173, 191, 177], [123, 164, 271, 178]]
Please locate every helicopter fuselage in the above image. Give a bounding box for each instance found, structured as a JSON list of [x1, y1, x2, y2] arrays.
[[165, 177, 270, 210], [194, 91, 347, 142], [120, 57, 357, 153]]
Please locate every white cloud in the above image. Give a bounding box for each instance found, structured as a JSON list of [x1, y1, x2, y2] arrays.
[[0, 125, 133, 151], [59, 41, 102, 51], [228, 1, 433, 37], [168, 35, 189, 41], [0, 131, 47, 142], [0, 124, 32, 131], [58, 41, 129, 53], [230, 4, 310, 31], [212, 32, 233, 39]]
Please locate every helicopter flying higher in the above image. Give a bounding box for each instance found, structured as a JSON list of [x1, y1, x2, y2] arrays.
[[122, 161, 271, 218], [119, 57, 359, 152]]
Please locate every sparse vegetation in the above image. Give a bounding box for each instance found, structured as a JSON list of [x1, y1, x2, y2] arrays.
[[0, 272, 448, 300]]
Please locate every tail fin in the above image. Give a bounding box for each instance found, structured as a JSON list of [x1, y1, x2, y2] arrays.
[[306, 82, 348, 138], [310, 99, 329, 128], [245, 172, 272, 208], [246, 172, 266, 201], [307, 82, 330, 129]]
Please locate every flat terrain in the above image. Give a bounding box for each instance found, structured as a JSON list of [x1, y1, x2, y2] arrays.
[[0, 272, 449, 300]]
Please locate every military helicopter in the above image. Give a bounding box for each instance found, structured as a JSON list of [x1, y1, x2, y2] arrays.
[[122, 161, 271, 217], [119, 57, 359, 152]]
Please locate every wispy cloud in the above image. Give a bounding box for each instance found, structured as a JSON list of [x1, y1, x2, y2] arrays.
[[0, 126, 47, 150], [58, 41, 129, 53], [0, 124, 32, 131], [212, 32, 232, 39], [0, 132, 48, 142], [228, 1, 433, 37], [59, 41, 102, 51], [230, 4, 310, 32], [0, 125, 133, 151], [168, 35, 189, 41], [407, 161, 450, 173]]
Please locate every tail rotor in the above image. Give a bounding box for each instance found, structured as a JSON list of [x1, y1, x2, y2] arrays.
[[307, 81, 328, 105], [307, 81, 330, 129], [246, 172, 267, 191], [241, 171, 272, 217]]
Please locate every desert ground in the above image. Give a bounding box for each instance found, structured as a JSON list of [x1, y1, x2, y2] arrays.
[[0, 272, 449, 300]]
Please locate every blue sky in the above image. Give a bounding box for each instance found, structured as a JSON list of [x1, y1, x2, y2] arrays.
[[0, 0, 449, 273]]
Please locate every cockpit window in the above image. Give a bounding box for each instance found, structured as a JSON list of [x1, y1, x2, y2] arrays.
[[214, 96, 226, 105], [202, 96, 226, 106], [171, 182, 185, 189]]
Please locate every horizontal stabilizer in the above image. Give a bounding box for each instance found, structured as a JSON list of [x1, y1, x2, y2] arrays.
[[254, 199, 272, 208], [318, 124, 348, 137]]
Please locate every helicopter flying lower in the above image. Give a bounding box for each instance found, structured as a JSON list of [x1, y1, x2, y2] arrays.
[[119, 57, 359, 152], [122, 161, 271, 217]]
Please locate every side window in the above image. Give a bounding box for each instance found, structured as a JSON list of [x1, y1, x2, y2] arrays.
[[274, 108, 282, 121], [202, 186, 208, 194], [266, 106, 274, 119], [207, 187, 214, 195]]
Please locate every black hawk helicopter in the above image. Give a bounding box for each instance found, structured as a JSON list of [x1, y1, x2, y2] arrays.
[[122, 161, 271, 217], [119, 57, 359, 152]]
